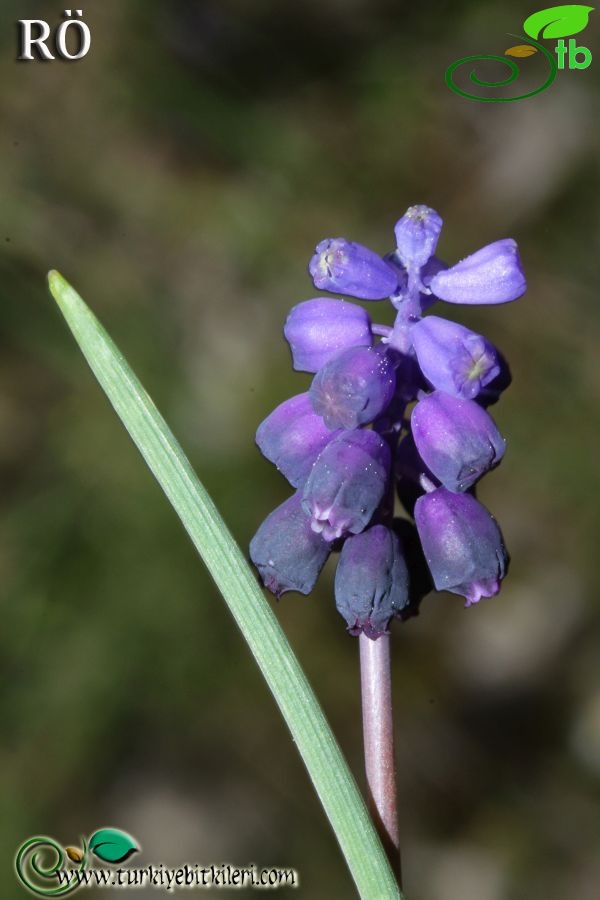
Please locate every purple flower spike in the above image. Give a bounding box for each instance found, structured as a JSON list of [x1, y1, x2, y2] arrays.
[[415, 488, 509, 606], [309, 238, 398, 300], [284, 298, 373, 373], [430, 239, 526, 305], [256, 393, 338, 488], [302, 430, 390, 542], [250, 492, 330, 597], [394, 205, 443, 270], [251, 206, 525, 628], [411, 391, 506, 492], [309, 346, 396, 430], [335, 525, 409, 638], [411, 315, 500, 400]]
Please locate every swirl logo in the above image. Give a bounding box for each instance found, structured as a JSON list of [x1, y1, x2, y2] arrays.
[[446, 5, 594, 101], [14, 829, 139, 896]]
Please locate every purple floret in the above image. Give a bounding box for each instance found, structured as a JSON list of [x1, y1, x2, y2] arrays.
[[411, 390, 506, 493], [309, 345, 396, 430], [284, 298, 373, 373], [249, 492, 330, 597], [302, 430, 391, 542], [429, 239, 526, 305], [414, 488, 509, 606], [411, 315, 500, 400], [335, 525, 409, 637], [309, 238, 398, 300], [394, 205, 443, 271], [256, 392, 338, 488]]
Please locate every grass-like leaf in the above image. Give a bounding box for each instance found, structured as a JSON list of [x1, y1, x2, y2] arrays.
[[47, 271, 402, 900]]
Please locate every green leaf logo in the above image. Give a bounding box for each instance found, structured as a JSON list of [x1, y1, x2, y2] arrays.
[[88, 829, 139, 864], [523, 5, 594, 39]]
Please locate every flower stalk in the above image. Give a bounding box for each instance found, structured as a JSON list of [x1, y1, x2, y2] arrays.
[[359, 633, 401, 884]]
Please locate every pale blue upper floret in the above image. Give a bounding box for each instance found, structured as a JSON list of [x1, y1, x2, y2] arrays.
[[411, 315, 500, 400], [284, 297, 373, 373], [309, 238, 399, 300], [429, 238, 526, 305], [394, 205, 443, 271], [308, 208, 526, 310]]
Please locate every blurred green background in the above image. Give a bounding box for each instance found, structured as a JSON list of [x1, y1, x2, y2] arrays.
[[1, 1, 599, 897]]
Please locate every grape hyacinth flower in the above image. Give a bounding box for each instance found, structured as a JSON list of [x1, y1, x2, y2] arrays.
[[411, 390, 506, 492], [251, 204, 525, 638], [302, 429, 391, 541], [414, 488, 508, 606], [309, 346, 396, 430], [335, 525, 410, 638], [285, 298, 373, 372]]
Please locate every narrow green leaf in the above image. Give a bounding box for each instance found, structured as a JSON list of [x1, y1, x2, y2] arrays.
[[523, 4, 594, 40], [47, 271, 402, 900]]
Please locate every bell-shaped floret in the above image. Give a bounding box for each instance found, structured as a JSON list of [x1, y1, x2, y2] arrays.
[[256, 393, 338, 487], [429, 239, 526, 304], [335, 525, 409, 638], [302, 430, 390, 542], [394, 205, 443, 270], [411, 391, 505, 492], [250, 492, 330, 597], [310, 346, 396, 430], [284, 298, 373, 373], [309, 238, 398, 300], [414, 487, 508, 605], [411, 315, 500, 400]]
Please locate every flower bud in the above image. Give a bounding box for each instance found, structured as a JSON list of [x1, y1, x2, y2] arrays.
[[394, 205, 443, 270], [302, 430, 391, 541], [414, 487, 509, 605], [309, 238, 398, 300], [411, 391, 505, 492], [335, 525, 409, 637], [309, 346, 396, 430], [250, 492, 330, 597], [256, 393, 338, 488], [411, 315, 500, 400], [284, 298, 373, 373], [429, 239, 526, 305]]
